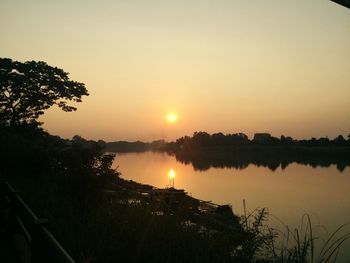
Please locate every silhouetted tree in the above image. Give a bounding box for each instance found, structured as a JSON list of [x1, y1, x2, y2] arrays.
[[318, 137, 330, 146], [333, 135, 346, 146], [0, 58, 88, 127], [212, 132, 226, 146], [280, 135, 294, 146], [192, 131, 211, 147]]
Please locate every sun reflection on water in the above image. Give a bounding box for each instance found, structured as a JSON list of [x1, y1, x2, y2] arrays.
[[168, 169, 176, 188]]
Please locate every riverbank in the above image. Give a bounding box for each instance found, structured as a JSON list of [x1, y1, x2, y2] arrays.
[[4, 172, 271, 262]]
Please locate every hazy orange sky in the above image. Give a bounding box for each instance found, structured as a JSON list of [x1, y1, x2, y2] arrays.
[[1, 0, 350, 141]]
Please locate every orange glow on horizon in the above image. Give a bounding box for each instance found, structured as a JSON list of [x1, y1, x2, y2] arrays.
[[5, 1, 348, 141]]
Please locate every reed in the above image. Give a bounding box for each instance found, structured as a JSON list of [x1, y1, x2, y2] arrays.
[[241, 201, 349, 263]]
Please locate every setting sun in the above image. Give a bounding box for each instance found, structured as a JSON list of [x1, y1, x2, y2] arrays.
[[166, 113, 177, 123]]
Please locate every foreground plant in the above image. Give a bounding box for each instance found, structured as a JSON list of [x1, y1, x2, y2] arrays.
[[271, 215, 348, 263], [239, 201, 349, 263]]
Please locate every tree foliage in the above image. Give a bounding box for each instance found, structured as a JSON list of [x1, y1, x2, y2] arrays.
[[0, 58, 88, 126]]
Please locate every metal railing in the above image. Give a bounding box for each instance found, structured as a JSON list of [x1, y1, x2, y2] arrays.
[[0, 179, 75, 263]]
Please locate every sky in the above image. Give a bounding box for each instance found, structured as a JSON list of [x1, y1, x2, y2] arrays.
[[1, 0, 350, 141]]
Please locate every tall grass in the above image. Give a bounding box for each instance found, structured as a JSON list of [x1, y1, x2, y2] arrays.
[[271, 215, 348, 262], [241, 201, 349, 263]]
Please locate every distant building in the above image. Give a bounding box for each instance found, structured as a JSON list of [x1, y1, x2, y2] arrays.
[[253, 133, 271, 141]]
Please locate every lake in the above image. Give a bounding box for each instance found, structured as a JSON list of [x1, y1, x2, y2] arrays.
[[113, 151, 350, 261]]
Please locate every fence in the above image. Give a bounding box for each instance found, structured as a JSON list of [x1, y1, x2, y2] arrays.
[[0, 179, 75, 263]]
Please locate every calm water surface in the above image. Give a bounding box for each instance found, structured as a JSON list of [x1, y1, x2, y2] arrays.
[[113, 151, 350, 261]]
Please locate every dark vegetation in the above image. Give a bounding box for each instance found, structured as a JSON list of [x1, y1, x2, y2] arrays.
[[0, 58, 88, 127], [1, 58, 348, 262]]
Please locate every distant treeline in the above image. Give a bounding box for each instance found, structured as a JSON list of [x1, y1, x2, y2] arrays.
[[103, 131, 350, 152], [163, 132, 350, 172], [165, 132, 350, 150]]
